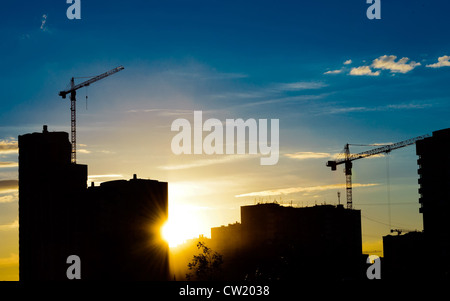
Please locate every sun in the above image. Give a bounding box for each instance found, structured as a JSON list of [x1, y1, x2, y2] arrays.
[[161, 205, 203, 248], [162, 220, 182, 248]]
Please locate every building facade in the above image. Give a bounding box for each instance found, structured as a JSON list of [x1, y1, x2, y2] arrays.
[[416, 127, 450, 278]]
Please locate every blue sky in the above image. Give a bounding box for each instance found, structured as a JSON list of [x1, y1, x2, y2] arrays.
[[1, 0, 450, 279]]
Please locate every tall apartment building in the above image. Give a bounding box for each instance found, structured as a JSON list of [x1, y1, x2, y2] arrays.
[[416, 128, 450, 278], [18, 126, 168, 280]]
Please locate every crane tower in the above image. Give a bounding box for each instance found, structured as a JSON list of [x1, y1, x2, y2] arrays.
[[326, 134, 430, 209], [59, 66, 124, 163]]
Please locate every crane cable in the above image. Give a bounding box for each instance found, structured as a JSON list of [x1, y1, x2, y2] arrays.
[[85, 86, 88, 110], [386, 152, 392, 231]]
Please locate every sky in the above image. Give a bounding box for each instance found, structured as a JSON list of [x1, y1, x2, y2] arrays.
[[1, 0, 450, 280]]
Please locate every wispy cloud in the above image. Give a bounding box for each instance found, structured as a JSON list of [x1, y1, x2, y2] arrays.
[[126, 108, 200, 117], [0, 162, 18, 168], [324, 69, 342, 75], [235, 183, 379, 197], [323, 102, 432, 115], [162, 68, 247, 80], [76, 145, 115, 155], [0, 140, 18, 154], [236, 94, 327, 109], [160, 155, 252, 170], [274, 81, 327, 92], [343, 59, 352, 65], [0, 180, 18, 194], [0, 220, 18, 232], [284, 152, 331, 160], [87, 174, 125, 185], [40, 14, 48, 31], [88, 174, 124, 181], [0, 253, 19, 267], [426, 55, 450, 68], [78, 149, 91, 154], [0, 193, 18, 204]]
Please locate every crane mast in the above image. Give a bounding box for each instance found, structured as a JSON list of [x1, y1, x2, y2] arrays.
[[326, 134, 430, 209], [59, 66, 124, 163]]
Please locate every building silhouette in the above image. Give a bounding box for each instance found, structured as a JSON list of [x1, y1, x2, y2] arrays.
[[211, 203, 363, 280], [415, 128, 450, 278], [381, 128, 450, 280], [382, 231, 426, 280], [18, 126, 168, 280]]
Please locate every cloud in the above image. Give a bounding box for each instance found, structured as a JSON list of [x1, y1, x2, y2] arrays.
[[0, 180, 18, 193], [426, 55, 450, 68], [77, 149, 91, 154], [77, 148, 115, 155], [88, 174, 125, 185], [0, 253, 19, 267], [324, 102, 432, 115], [235, 94, 326, 109], [126, 108, 198, 117], [88, 174, 124, 179], [160, 155, 252, 170], [0, 220, 18, 232], [349, 66, 380, 76], [371, 55, 421, 73], [274, 81, 327, 91], [163, 68, 247, 80], [40, 14, 48, 31], [324, 69, 342, 75], [0, 140, 18, 154], [0, 162, 18, 168], [0, 193, 18, 204], [343, 59, 352, 65], [235, 183, 379, 197], [284, 152, 331, 160]]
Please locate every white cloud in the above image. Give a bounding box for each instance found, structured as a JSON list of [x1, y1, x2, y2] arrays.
[[235, 183, 379, 197], [275, 81, 327, 91], [0, 162, 18, 168], [284, 152, 331, 160], [0, 193, 18, 204], [343, 59, 352, 65], [0, 140, 18, 154], [426, 55, 450, 68], [371, 55, 421, 73], [88, 174, 124, 179], [40, 14, 48, 31], [349, 66, 380, 76], [77, 149, 91, 154], [160, 155, 252, 170], [324, 102, 432, 115], [324, 69, 342, 75]]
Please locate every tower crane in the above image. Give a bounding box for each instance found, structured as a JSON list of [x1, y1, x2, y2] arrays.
[[59, 66, 124, 163], [326, 134, 430, 209]]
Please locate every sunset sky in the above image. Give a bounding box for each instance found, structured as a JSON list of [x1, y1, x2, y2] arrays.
[[1, 0, 450, 280]]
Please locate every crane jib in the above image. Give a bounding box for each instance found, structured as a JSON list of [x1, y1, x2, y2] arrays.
[[58, 66, 124, 163], [325, 133, 431, 209], [59, 66, 124, 98]]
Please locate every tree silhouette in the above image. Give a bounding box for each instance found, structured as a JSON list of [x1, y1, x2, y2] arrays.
[[186, 241, 223, 281]]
